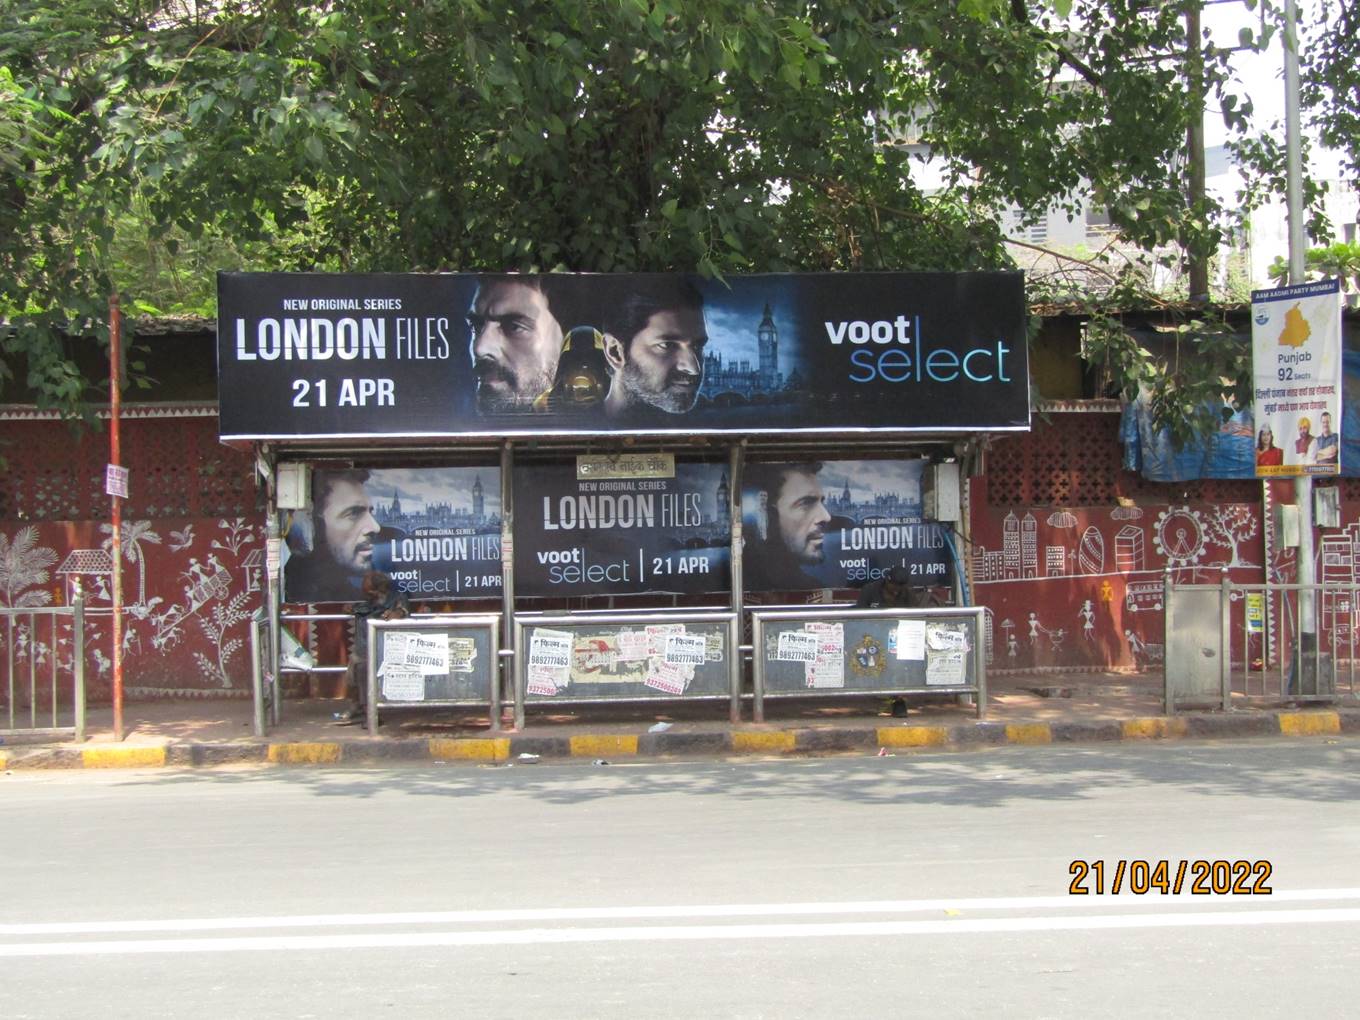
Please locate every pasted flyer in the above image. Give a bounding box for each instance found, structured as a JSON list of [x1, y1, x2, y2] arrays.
[[381, 666, 426, 702], [528, 628, 573, 670], [776, 629, 819, 663], [616, 630, 650, 662], [926, 648, 966, 686], [896, 619, 926, 661], [664, 632, 707, 667], [404, 632, 450, 675], [645, 623, 686, 657], [644, 658, 694, 695], [448, 636, 477, 673]]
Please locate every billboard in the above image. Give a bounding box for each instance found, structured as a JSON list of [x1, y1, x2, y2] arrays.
[[741, 459, 953, 592], [1251, 278, 1343, 477], [283, 467, 501, 604], [217, 271, 1028, 440], [513, 460, 732, 597]]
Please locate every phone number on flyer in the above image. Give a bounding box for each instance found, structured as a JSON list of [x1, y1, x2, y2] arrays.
[[1068, 859, 1273, 895]]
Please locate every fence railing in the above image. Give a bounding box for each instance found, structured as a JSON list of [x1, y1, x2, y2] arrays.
[[1164, 569, 1352, 713], [750, 606, 987, 722], [1, 594, 86, 742]]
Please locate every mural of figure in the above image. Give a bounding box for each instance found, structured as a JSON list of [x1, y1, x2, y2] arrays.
[[1028, 612, 1040, 644], [1007, 633, 1018, 660], [1079, 600, 1095, 641]]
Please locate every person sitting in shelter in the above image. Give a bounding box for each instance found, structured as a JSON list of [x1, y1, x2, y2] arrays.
[[856, 565, 941, 609], [336, 570, 409, 724]]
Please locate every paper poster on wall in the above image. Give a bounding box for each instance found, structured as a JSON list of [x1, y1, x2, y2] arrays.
[[664, 633, 707, 667], [448, 637, 478, 673], [741, 459, 953, 592]]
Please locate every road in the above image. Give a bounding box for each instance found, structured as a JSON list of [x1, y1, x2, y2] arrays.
[[3, 738, 1359, 1018]]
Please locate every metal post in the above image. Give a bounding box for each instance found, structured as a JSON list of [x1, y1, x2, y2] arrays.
[[263, 447, 283, 726], [249, 616, 265, 738], [109, 293, 124, 741], [1163, 566, 1174, 715], [728, 441, 745, 723], [73, 589, 85, 742], [973, 606, 987, 719], [501, 442, 517, 729], [1282, 0, 1319, 698], [1220, 567, 1231, 711], [365, 618, 379, 735]]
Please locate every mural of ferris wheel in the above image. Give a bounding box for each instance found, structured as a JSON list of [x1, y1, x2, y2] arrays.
[[1153, 506, 1207, 566]]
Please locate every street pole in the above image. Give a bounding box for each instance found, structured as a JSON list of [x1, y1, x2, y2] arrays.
[[1283, 0, 1317, 693], [1185, 2, 1210, 303], [109, 294, 125, 740]]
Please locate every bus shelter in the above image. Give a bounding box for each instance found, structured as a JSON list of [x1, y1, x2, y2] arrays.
[[217, 270, 1029, 731]]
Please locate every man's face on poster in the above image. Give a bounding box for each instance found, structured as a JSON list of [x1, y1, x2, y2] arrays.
[[468, 281, 563, 412], [612, 307, 707, 414], [1321, 412, 1333, 435], [319, 478, 380, 573], [773, 470, 831, 565]]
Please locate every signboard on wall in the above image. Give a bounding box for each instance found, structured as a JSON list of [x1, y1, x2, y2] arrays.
[[513, 461, 732, 597], [741, 459, 953, 592], [283, 467, 501, 603], [217, 271, 1028, 440], [1251, 278, 1343, 477]]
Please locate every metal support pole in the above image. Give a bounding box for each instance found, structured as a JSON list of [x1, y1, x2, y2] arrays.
[[728, 441, 745, 723], [109, 294, 124, 741], [73, 589, 85, 742], [1220, 567, 1232, 711], [1163, 566, 1174, 715], [1284, 0, 1318, 697], [501, 442, 517, 729], [262, 445, 283, 726]]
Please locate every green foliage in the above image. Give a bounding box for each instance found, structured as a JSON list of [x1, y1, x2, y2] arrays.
[[0, 0, 1329, 440], [1267, 241, 1360, 293]]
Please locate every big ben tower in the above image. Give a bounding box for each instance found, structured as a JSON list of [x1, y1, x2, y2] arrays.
[[757, 302, 778, 390]]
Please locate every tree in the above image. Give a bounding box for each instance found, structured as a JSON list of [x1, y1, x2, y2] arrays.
[[0, 0, 1303, 434]]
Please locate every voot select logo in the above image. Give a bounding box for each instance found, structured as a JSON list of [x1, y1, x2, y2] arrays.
[[824, 314, 1013, 384]]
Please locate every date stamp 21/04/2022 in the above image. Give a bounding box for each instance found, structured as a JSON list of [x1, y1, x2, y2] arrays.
[[1069, 860, 1273, 896]]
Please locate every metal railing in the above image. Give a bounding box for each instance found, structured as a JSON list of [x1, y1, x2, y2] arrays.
[[1164, 568, 1353, 713], [2, 593, 86, 742]]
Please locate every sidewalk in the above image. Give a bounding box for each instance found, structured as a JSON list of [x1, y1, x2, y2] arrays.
[[3, 671, 1357, 769]]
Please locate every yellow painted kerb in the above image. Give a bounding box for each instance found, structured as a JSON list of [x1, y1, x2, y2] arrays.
[[1121, 717, 1189, 740], [267, 742, 342, 764], [0, 750, 9, 769], [878, 726, 949, 748], [82, 746, 167, 769], [429, 738, 510, 761], [1005, 723, 1052, 745], [569, 734, 638, 757], [731, 730, 797, 754], [1278, 711, 1341, 737]]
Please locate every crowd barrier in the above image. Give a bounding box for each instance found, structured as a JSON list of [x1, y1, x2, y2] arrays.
[[365, 614, 503, 734]]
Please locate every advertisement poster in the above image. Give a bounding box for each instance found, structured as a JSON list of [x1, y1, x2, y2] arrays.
[[1252, 278, 1343, 477], [740, 459, 953, 592], [218, 271, 1028, 440], [283, 466, 501, 603], [513, 460, 732, 597]]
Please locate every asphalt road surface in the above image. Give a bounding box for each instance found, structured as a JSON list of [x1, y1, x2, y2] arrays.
[[4, 738, 1360, 1018]]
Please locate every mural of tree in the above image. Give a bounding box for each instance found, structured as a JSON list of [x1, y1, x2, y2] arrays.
[[99, 520, 163, 606], [194, 591, 252, 689], [0, 526, 58, 607], [1202, 506, 1259, 568]]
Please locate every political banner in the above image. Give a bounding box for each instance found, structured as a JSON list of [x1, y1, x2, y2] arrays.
[[217, 271, 1028, 440], [1252, 278, 1343, 477], [513, 460, 732, 597], [741, 459, 953, 592], [282, 466, 501, 603]]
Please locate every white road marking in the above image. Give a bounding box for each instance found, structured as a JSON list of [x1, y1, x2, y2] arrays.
[[4, 889, 1359, 936], [2, 909, 1360, 957]]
